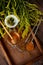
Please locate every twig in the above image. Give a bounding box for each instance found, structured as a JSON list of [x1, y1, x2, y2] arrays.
[[32, 20, 41, 42], [25, 22, 38, 43], [30, 28, 43, 53], [0, 21, 15, 44]]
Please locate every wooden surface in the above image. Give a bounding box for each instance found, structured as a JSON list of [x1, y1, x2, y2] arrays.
[[1, 36, 41, 65], [26, 55, 43, 65], [0, 41, 12, 65]]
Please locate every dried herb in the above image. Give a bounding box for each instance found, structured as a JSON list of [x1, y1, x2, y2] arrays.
[[0, 0, 43, 38]]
